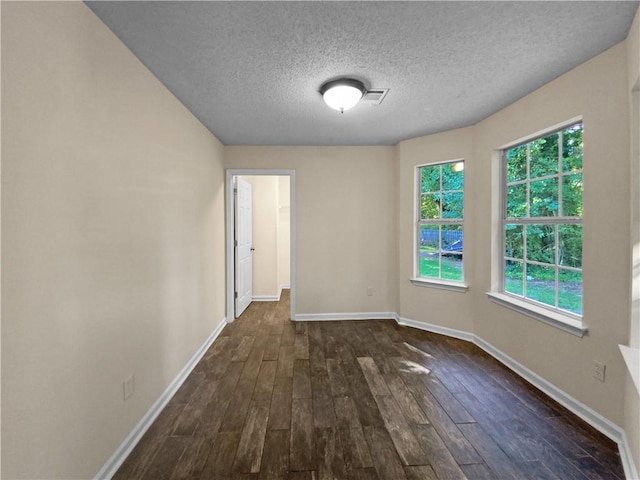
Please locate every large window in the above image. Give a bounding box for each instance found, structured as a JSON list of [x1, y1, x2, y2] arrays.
[[417, 161, 464, 283], [502, 123, 583, 316]]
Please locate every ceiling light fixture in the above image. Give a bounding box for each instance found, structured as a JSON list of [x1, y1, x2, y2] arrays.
[[320, 78, 366, 113]]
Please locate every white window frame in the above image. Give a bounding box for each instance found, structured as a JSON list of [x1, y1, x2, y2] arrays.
[[411, 160, 468, 293], [487, 120, 587, 337]]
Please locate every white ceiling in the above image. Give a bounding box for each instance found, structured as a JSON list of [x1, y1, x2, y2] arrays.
[[86, 1, 638, 146]]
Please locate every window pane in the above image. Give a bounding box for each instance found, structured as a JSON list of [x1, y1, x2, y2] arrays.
[[442, 192, 463, 219], [441, 224, 463, 281], [506, 183, 527, 217], [442, 162, 464, 191], [441, 225, 463, 251], [417, 161, 464, 284], [559, 269, 582, 315], [529, 177, 558, 217], [562, 124, 583, 172], [506, 145, 527, 183], [420, 194, 440, 220], [505, 224, 523, 259], [419, 225, 439, 278], [562, 173, 583, 217], [505, 260, 523, 295], [529, 133, 558, 178], [442, 254, 463, 281], [526, 224, 555, 264], [421, 166, 440, 193], [502, 123, 582, 317], [559, 224, 582, 268], [525, 263, 556, 307]]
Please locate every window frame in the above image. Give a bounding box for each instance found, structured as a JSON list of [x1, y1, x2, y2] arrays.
[[489, 120, 587, 337], [412, 159, 467, 292]]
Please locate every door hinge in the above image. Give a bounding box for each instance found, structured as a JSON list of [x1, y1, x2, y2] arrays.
[[235, 240, 238, 247], [234, 291, 238, 299]]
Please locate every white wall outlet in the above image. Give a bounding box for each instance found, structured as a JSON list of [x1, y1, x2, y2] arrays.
[[123, 374, 135, 400], [592, 361, 606, 382], [367, 286, 374, 296]]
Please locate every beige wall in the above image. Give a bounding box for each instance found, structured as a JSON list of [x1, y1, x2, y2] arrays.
[[398, 40, 637, 472], [225, 147, 397, 315], [399, 42, 631, 427], [397, 127, 476, 332], [474, 42, 629, 428], [626, 7, 640, 474], [1, 3, 226, 479]]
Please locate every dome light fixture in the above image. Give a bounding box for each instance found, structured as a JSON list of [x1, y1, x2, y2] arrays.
[[320, 78, 366, 113]]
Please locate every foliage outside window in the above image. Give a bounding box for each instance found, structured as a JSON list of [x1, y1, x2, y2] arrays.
[[417, 161, 464, 282], [502, 123, 583, 316]]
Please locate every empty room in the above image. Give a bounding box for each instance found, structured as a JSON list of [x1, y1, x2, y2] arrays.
[[2, 2, 640, 479]]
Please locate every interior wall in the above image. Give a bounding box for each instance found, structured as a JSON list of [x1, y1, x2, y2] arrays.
[[625, 7, 640, 474], [397, 126, 476, 332], [471, 42, 630, 427], [398, 39, 637, 471], [1, 3, 226, 479], [225, 146, 397, 316]]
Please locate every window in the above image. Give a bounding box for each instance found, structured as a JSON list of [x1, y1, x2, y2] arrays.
[[416, 161, 464, 284], [502, 123, 583, 316]]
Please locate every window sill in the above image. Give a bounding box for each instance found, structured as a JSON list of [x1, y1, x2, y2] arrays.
[[410, 277, 468, 293], [486, 292, 587, 338], [619, 345, 640, 396]]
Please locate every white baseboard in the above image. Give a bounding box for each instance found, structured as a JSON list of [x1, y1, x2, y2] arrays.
[[252, 295, 280, 302], [253, 285, 290, 302], [396, 315, 638, 480], [94, 318, 227, 480], [295, 311, 396, 321], [473, 336, 623, 442], [395, 315, 474, 342]]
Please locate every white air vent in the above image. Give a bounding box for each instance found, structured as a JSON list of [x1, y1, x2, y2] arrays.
[[362, 88, 389, 106]]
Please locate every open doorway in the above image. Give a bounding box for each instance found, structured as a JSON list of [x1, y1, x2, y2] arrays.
[[225, 169, 296, 321]]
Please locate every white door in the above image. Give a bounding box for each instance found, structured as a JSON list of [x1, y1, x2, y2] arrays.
[[235, 177, 253, 317]]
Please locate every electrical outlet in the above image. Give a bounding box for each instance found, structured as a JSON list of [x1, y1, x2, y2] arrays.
[[123, 374, 135, 400], [593, 361, 606, 382], [367, 286, 374, 296]]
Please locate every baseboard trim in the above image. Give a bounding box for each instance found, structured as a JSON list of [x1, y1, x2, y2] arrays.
[[395, 315, 474, 342], [252, 295, 280, 302], [253, 285, 291, 303], [394, 315, 638, 480], [94, 318, 228, 480], [473, 336, 624, 442], [295, 312, 396, 321]]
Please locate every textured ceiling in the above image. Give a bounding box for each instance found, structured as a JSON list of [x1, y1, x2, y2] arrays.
[[86, 1, 638, 146]]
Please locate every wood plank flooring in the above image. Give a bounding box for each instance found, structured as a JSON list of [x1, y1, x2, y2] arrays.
[[113, 290, 625, 479]]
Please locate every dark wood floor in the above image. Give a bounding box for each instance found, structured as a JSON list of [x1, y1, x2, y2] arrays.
[[114, 290, 624, 480]]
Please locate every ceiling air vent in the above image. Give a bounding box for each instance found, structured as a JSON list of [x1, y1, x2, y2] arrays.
[[361, 88, 389, 106]]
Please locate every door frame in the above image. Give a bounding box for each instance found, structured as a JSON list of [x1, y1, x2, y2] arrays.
[[225, 169, 296, 322]]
